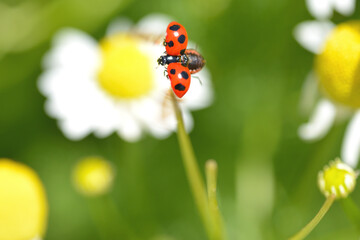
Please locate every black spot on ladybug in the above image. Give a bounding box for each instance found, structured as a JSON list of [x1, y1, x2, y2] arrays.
[[180, 49, 185, 55], [170, 69, 176, 74], [168, 41, 174, 47], [175, 84, 186, 91], [178, 35, 186, 44], [169, 25, 180, 31], [181, 71, 189, 79]]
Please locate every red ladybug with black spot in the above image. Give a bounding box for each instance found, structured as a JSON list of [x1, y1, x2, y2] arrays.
[[157, 21, 206, 98], [164, 21, 188, 55], [166, 62, 191, 98]]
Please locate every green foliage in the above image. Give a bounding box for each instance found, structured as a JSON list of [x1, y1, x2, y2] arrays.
[[0, 0, 359, 239]]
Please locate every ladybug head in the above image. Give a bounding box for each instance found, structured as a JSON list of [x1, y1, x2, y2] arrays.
[[157, 56, 166, 66]]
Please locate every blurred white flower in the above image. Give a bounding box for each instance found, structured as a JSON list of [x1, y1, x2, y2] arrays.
[[306, 0, 355, 19], [38, 14, 213, 142], [294, 14, 360, 168]]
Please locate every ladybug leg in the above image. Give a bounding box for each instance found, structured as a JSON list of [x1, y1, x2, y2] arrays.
[[163, 69, 169, 78], [192, 75, 202, 85]]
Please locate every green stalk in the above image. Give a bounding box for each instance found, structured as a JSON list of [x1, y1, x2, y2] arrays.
[[87, 194, 139, 240], [170, 93, 213, 239], [206, 160, 226, 240], [289, 194, 335, 240], [340, 196, 360, 232]]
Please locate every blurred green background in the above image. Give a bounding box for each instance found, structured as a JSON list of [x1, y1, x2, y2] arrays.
[[1, 0, 360, 239]]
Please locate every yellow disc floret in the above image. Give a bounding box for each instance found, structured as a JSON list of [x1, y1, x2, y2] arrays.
[[315, 21, 360, 108], [98, 34, 154, 99], [0, 159, 48, 240], [73, 157, 115, 196], [318, 158, 357, 199]]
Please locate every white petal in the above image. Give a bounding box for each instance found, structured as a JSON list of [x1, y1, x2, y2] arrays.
[[130, 96, 174, 139], [299, 71, 318, 115], [306, 0, 333, 19], [39, 67, 122, 140], [156, 104, 194, 135], [334, 0, 355, 16], [135, 13, 172, 36], [182, 109, 194, 133], [341, 111, 360, 168], [181, 68, 214, 110], [298, 99, 336, 141], [59, 119, 92, 140], [106, 17, 133, 36], [294, 21, 334, 54], [43, 28, 101, 71], [187, 41, 200, 51], [90, 93, 121, 138], [116, 106, 143, 142], [130, 92, 195, 139]]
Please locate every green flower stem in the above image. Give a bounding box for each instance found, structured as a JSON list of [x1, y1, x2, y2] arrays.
[[88, 194, 139, 240], [87, 198, 109, 240], [289, 194, 336, 240], [206, 159, 226, 240], [171, 93, 213, 239], [103, 194, 140, 240], [340, 196, 360, 231]]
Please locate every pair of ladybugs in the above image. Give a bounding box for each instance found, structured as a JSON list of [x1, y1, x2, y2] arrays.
[[158, 21, 205, 98]]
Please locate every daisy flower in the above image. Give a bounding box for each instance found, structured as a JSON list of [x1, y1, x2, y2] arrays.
[[294, 3, 360, 168], [38, 14, 213, 142]]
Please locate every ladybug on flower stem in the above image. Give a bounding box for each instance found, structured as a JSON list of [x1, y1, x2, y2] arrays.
[[158, 21, 206, 98]]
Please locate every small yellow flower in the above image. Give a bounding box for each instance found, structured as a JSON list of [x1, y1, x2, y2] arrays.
[[73, 157, 115, 196], [0, 159, 48, 240], [315, 21, 360, 108], [318, 158, 357, 198]]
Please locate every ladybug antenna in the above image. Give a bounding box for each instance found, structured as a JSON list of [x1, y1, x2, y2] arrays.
[[192, 75, 202, 85], [154, 35, 165, 45]]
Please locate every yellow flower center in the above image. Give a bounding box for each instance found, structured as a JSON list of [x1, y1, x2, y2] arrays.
[[0, 159, 47, 240], [318, 159, 356, 199], [73, 157, 114, 196], [315, 21, 360, 108], [98, 34, 154, 99]]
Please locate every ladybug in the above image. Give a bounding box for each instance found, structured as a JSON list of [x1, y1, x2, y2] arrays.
[[158, 21, 205, 98], [165, 21, 188, 56], [167, 62, 191, 98], [158, 49, 206, 74]]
